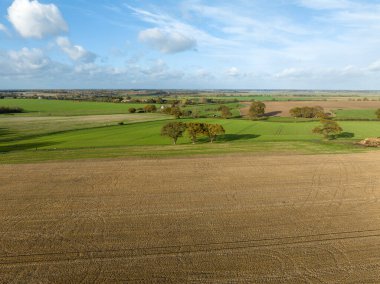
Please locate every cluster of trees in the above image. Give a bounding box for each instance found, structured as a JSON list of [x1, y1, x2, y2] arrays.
[[161, 122, 225, 144], [0, 106, 24, 114], [162, 106, 183, 118], [248, 101, 266, 119], [128, 105, 157, 114], [290, 106, 325, 118]]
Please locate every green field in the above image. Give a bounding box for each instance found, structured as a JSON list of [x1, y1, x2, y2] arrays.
[[334, 109, 378, 120], [1, 98, 380, 163], [182, 103, 242, 117], [0, 99, 164, 116]]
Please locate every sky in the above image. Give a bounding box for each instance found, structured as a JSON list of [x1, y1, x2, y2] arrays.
[[1, 0, 380, 89]]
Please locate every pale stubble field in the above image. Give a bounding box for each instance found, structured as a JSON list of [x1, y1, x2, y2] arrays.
[[1, 152, 380, 283]]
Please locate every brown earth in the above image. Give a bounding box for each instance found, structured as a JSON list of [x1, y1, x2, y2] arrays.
[[241, 100, 380, 117], [1, 153, 380, 282]]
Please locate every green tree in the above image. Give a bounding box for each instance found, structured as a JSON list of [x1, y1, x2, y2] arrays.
[[186, 122, 207, 144], [249, 101, 266, 119], [376, 109, 380, 119], [128, 107, 136, 113], [313, 119, 343, 139], [161, 122, 187, 145], [219, 105, 232, 119], [290, 106, 324, 118], [205, 124, 225, 143]]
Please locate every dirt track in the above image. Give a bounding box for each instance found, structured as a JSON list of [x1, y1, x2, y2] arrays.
[[241, 100, 380, 117], [1, 153, 380, 282]]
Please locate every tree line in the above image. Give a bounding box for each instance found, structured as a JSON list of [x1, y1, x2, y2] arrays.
[[289, 106, 325, 118], [161, 122, 225, 144], [0, 106, 24, 114]]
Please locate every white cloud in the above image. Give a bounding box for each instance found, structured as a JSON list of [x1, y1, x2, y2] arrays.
[[139, 28, 196, 53], [0, 48, 51, 76], [227, 67, 241, 77], [129, 5, 229, 50], [56, 37, 96, 63], [367, 60, 380, 72], [0, 23, 8, 34], [296, 0, 353, 10], [7, 0, 68, 38]]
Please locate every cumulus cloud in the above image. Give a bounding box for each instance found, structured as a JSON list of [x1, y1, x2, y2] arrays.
[[0, 48, 52, 76], [56, 37, 96, 63], [7, 0, 68, 38], [138, 28, 196, 54]]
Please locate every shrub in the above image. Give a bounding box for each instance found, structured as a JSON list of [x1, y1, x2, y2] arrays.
[[0, 106, 24, 114]]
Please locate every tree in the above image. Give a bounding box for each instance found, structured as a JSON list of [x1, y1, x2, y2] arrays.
[[219, 105, 232, 119], [144, 104, 157, 113], [249, 101, 266, 118], [186, 122, 207, 144], [170, 106, 183, 119], [161, 122, 187, 145], [205, 124, 225, 143], [376, 109, 380, 119], [313, 119, 343, 139], [128, 107, 136, 113]]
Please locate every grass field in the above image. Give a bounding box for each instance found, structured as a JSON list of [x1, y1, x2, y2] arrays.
[[333, 109, 378, 120], [1, 118, 379, 163], [182, 102, 242, 117], [0, 99, 164, 116], [1, 98, 380, 163]]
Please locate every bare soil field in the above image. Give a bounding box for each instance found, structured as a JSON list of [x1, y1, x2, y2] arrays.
[[241, 100, 380, 117], [1, 153, 380, 282]]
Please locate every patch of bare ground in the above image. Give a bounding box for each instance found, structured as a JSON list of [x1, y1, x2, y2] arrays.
[[241, 100, 380, 117], [1, 152, 380, 282]]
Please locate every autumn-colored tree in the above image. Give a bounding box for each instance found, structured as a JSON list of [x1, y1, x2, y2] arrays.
[[170, 106, 183, 119], [161, 122, 187, 145], [128, 107, 136, 113], [249, 101, 266, 118], [376, 109, 380, 119], [162, 106, 183, 118], [144, 104, 157, 113], [290, 106, 324, 118], [219, 105, 232, 119], [313, 119, 343, 139], [205, 124, 225, 143], [186, 122, 207, 144]]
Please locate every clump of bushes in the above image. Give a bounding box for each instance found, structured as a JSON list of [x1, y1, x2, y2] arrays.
[[290, 106, 325, 118], [0, 106, 24, 114], [161, 122, 225, 144]]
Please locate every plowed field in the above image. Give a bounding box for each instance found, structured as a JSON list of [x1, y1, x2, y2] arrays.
[[1, 153, 380, 282], [241, 100, 380, 117]]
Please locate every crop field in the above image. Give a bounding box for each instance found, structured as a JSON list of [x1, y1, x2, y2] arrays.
[[241, 100, 380, 117], [1, 153, 380, 282], [1, 96, 380, 282]]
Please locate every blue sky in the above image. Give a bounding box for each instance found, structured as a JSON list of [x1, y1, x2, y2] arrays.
[[1, 0, 380, 89]]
